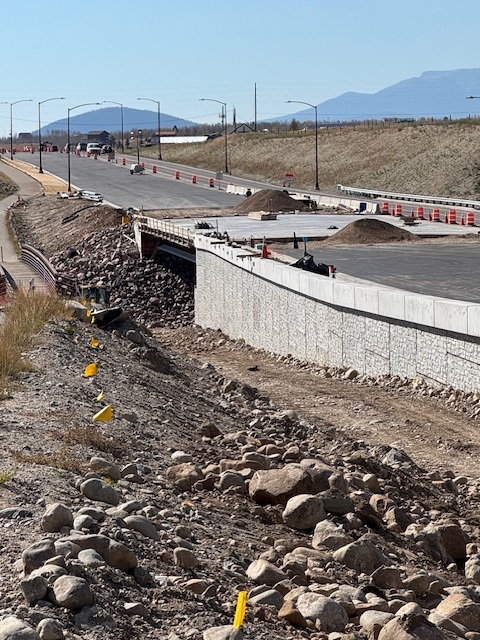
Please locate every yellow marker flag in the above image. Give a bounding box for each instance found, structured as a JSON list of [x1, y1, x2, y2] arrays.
[[90, 337, 99, 348], [93, 404, 112, 422], [96, 390, 104, 401], [233, 590, 247, 629], [83, 363, 97, 378], [86, 309, 92, 316]]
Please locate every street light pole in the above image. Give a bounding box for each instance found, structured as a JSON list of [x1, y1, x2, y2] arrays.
[[103, 101, 124, 151], [199, 98, 228, 174], [67, 102, 100, 191], [10, 99, 33, 160], [137, 98, 162, 160], [131, 129, 142, 164], [38, 97, 64, 173], [286, 99, 319, 191]]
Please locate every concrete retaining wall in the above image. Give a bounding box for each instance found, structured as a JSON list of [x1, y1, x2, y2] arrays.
[[194, 236, 480, 392]]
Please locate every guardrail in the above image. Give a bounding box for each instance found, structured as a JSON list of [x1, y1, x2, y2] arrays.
[[20, 245, 78, 296], [134, 216, 194, 247], [337, 184, 480, 210]]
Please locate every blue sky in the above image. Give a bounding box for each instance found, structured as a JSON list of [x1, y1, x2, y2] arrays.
[[2, 0, 480, 137]]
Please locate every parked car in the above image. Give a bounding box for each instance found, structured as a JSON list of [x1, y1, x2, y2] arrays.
[[86, 143, 102, 156], [101, 145, 113, 155], [76, 142, 87, 152]]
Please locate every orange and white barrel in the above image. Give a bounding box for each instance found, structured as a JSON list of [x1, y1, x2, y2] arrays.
[[432, 208, 440, 222], [416, 206, 424, 219], [381, 201, 389, 215], [467, 211, 476, 226], [394, 203, 402, 216], [447, 209, 457, 224]]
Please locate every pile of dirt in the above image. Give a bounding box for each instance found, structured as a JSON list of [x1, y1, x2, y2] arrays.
[[323, 217, 420, 245], [0, 171, 18, 197], [234, 188, 310, 213]]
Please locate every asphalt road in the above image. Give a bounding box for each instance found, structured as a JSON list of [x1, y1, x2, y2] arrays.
[[279, 243, 480, 303], [20, 151, 248, 210]]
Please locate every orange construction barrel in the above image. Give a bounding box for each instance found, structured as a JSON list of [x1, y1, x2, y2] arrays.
[[192, 175, 197, 184], [381, 202, 389, 215], [448, 209, 457, 224], [394, 203, 402, 216], [432, 208, 440, 222], [153, 165, 157, 174], [209, 178, 214, 188], [122, 157, 126, 165], [175, 170, 180, 179], [416, 206, 424, 219], [467, 211, 476, 226]]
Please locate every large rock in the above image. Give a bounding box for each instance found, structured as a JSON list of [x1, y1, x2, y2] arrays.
[[434, 594, 480, 631], [61, 534, 137, 571], [312, 520, 353, 551], [166, 463, 204, 491], [359, 610, 395, 640], [404, 524, 449, 564], [36, 618, 64, 640], [278, 600, 308, 628], [333, 538, 389, 574], [22, 539, 56, 575], [246, 559, 288, 586], [436, 522, 467, 560], [282, 494, 326, 530], [40, 503, 73, 533], [378, 614, 447, 640], [51, 575, 93, 610], [19, 574, 48, 605], [0, 616, 40, 639], [249, 465, 314, 505], [295, 592, 348, 632], [80, 478, 121, 505], [89, 456, 121, 481], [465, 555, 480, 583], [123, 515, 160, 541]]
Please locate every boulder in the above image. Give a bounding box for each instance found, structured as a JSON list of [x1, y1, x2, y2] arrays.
[[359, 610, 395, 640], [465, 555, 480, 583], [333, 538, 389, 574], [62, 534, 137, 571], [277, 600, 308, 628], [249, 588, 284, 609], [0, 616, 40, 640], [282, 494, 326, 530], [434, 594, 480, 631], [296, 592, 348, 632], [51, 575, 93, 610], [22, 538, 56, 575], [249, 465, 314, 505], [166, 463, 204, 491], [203, 626, 243, 640], [436, 522, 467, 560], [40, 503, 74, 533], [246, 559, 288, 586], [36, 618, 64, 640], [19, 575, 48, 605], [80, 478, 121, 506], [174, 548, 199, 569], [312, 520, 353, 551], [378, 614, 447, 640], [89, 456, 121, 481], [124, 515, 160, 541]]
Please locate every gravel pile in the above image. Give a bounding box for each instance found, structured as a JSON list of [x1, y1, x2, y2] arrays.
[[234, 189, 310, 213], [323, 218, 419, 245]]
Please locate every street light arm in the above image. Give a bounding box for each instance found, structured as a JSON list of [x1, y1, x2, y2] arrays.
[[287, 99, 319, 191], [38, 97, 65, 173]]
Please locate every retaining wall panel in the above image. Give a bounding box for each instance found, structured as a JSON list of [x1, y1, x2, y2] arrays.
[[434, 299, 469, 334], [389, 324, 417, 378], [364, 317, 390, 377], [416, 329, 447, 385], [378, 289, 406, 321]]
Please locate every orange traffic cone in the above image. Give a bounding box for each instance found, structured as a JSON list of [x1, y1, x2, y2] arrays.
[[261, 238, 269, 259]]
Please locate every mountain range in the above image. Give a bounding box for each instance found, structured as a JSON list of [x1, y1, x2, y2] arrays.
[[36, 107, 197, 136], [35, 69, 480, 133], [281, 68, 480, 123]]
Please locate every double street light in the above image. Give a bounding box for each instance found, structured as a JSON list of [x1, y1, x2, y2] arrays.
[[200, 98, 228, 174], [67, 102, 100, 191], [10, 99, 33, 160], [38, 97, 65, 173], [131, 129, 142, 164], [286, 99, 319, 191], [137, 98, 162, 160], [103, 100, 124, 151]]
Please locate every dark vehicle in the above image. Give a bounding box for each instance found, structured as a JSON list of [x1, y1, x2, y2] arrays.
[[76, 142, 87, 152], [101, 145, 113, 155]]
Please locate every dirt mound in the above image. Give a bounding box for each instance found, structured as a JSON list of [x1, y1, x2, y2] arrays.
[[324, 217, 420, 245], [234, 188, 309, 213]]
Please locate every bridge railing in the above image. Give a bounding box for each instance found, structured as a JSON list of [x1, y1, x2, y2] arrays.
[[20, 245, 79, 296], [337, 184, 480, 209], [134, 216, 193, 247]]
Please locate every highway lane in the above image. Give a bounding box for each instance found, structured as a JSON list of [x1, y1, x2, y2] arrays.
[[18, 151, 246, 210], [277, 243, 480, 303]]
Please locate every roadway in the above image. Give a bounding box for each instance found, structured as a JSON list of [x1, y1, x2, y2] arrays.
[[277, 243, 480, 304], [16, 150, 249, 210]]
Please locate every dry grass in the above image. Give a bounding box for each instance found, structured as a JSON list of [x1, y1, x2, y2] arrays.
[[138, 122, 480, 199], [11, 447, 85, 474], [2, 158, 67, 195], [50, 424, 127, 459], [0, 289, 67, 392]]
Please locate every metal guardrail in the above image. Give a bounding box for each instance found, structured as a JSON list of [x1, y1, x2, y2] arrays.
[[336, 184, 480, 210], [20, 245, 79, 296], [134, 216, 193, 247]]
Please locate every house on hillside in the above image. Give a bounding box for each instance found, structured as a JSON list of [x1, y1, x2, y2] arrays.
[[87, 130, 110, 144], [18, 132, 33, 143]]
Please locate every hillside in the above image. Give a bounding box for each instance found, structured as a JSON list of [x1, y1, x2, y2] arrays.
[[154, 122, 480, 199]]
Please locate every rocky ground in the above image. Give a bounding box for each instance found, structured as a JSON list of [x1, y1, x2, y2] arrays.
[[3, 177, 480, 639]]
